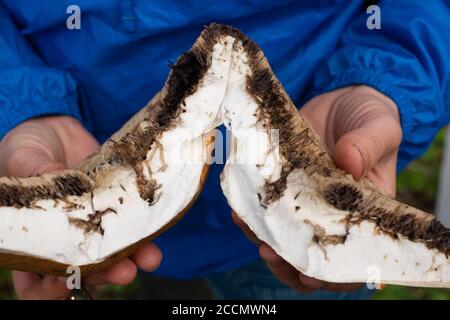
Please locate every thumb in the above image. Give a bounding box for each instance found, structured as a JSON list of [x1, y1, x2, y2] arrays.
[[1, 147, 67, 178], [334, 115, 402, 180], [0, 120, 67, 178]]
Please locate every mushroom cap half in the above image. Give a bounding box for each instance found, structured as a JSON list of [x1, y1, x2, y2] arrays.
[[0, 25, 232, 275], [0, 24, 449, 288], [217, 25, 450, 288]]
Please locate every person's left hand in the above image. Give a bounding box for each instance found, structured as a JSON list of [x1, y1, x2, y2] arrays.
[[233, 85, 402, 293], [0, 116, 162, 299]]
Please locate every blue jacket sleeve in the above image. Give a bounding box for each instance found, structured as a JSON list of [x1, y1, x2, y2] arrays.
[[309, 0, 450, 171], [0, 4, 81, 139]]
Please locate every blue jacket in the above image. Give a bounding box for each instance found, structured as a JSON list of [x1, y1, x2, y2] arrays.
[[0, 0, 449, 279]]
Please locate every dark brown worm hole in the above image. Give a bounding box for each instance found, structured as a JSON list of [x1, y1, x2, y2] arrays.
[[323, 183, 363, 212], [0, 174, 92, 208], [324, 182, 450, 256], [110, 43, 209, 204]]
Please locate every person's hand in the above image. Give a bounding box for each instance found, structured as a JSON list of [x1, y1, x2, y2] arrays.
[[233, 85, 402, 293], [0, 116, 162, 299]]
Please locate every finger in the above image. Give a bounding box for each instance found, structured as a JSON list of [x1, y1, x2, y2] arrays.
[[334, 116, 402, 180], [322, 282, 364, 293], [366, 156, 398, 196], [259, 245, 314, 293], [0, 121, 67, 177], [30, 159, 67, 176], [130, 242, 163, 272], [298, 272, 327, 289], [12, 271, 70, 300], [0, 116, 99, 177], [84, 259, 137, 286], [231, 211, 262, 245], [297, 261, 364, 292], [1, 147, 67, 178], [35, 116, 100, 168]]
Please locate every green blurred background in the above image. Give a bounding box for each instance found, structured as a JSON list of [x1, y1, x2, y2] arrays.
[[1, 129, 449, 300]]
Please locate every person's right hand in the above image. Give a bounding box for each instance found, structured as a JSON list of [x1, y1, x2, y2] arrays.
[[233, 85, 402, 293], [0, 116, 162, 299]]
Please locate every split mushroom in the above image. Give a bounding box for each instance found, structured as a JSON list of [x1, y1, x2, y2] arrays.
[[0, 24, 449, 288]]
